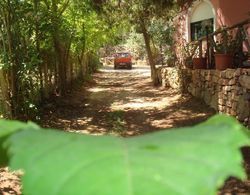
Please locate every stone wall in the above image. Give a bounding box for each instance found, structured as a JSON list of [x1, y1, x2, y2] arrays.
[[157, 67, 250, 127], [157, 66, 184, 91]]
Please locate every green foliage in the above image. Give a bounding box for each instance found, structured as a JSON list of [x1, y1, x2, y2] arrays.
[[0, 115, 249, 194], [147, 18, 176, 64], [124, 32, 146, 59], [215, 30, 239, 54], [108, 110, 126, 132], [0, 0, 125, 118], [148, 18, 175, 46], [0, 120, 38, 166], [0, 0, 195, 118]]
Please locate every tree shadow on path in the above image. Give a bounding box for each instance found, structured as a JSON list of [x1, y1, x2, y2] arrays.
[[41, 65, 215, 136]]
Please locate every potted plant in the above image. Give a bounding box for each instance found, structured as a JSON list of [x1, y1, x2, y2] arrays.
[[191, 42, 207, 69], [214, 29, 236, 70], [191, 20, 214, 69], [182, 42, 201, 69], [192, 56, 207, 69]]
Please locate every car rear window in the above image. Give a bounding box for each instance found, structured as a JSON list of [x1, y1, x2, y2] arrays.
[[116, 53, 130, 57]]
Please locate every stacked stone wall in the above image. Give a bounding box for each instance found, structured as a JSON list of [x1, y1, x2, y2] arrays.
[[157, 66, 183, 91], [157, 67, 250, 127]]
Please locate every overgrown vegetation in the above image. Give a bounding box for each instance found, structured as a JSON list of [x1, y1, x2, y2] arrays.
[[95, 0, 195, 85], [0, 0, 197, 119], [0, 115, 249, 194], [0, 1, 249, 194], [108, 110, 126, 133], [0, 0, 124, 120]]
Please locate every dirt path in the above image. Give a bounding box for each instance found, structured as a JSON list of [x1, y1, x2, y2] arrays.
[[1, 65, 249, 194], [41, 65, 215, 136], [40, 65, 250, 193]]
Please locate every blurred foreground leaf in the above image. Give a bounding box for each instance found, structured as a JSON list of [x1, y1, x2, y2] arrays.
[[0, 120, 38, 165], [1, 115, 249, 195]]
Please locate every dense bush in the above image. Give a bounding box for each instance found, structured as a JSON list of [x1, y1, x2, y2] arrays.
[[0, 0, 122, 119]]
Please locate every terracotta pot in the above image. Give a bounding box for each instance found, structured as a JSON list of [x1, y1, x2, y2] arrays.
[[192, 58, 207, 69], [215, 54, 233, 70]]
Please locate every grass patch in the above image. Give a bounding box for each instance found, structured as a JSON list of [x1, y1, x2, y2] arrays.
[[107, 110, 126, 133]]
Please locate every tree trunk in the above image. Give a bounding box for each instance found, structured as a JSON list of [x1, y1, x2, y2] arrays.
[[140, 19, 159, 86], [0, 69, 12, 118], [34, 0, 44, 100], [51, 1, 67, 95], [53, 31, 66, 95], [0, 14, 12, 118], [3, 1, 19, 116], [78, 54, 83, 80], [43, 60, 49, 99]]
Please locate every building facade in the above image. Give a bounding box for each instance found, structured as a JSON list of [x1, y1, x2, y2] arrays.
[[181, 0, 250, 42]]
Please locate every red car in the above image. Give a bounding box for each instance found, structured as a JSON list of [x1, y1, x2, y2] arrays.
[[114, 52, 132, 69]]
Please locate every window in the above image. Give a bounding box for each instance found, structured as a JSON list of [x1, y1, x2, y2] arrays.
[[191, 18, 214, 41], [116, 53, 130, 58]]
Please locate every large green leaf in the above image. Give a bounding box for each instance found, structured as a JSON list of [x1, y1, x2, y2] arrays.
[[2, 115, 250, 195], [0, 120, 38, 166]]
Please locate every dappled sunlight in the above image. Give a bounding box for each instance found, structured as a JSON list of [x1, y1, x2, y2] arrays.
[[76, 117, 93, 124], [41, 65, 215, 136], [111, 95, 181, 110], [150, 113, 208, 129], [67, 126, 107, 136], [150, 118, 176, 129], [88, 87, 111, 93], [99, 65, 151, 77]]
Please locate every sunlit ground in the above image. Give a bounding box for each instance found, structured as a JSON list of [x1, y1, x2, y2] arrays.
[[42, 64, 215, 136]]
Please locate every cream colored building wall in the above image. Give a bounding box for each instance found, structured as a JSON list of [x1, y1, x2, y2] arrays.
[[190, 1, 215, 23]]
